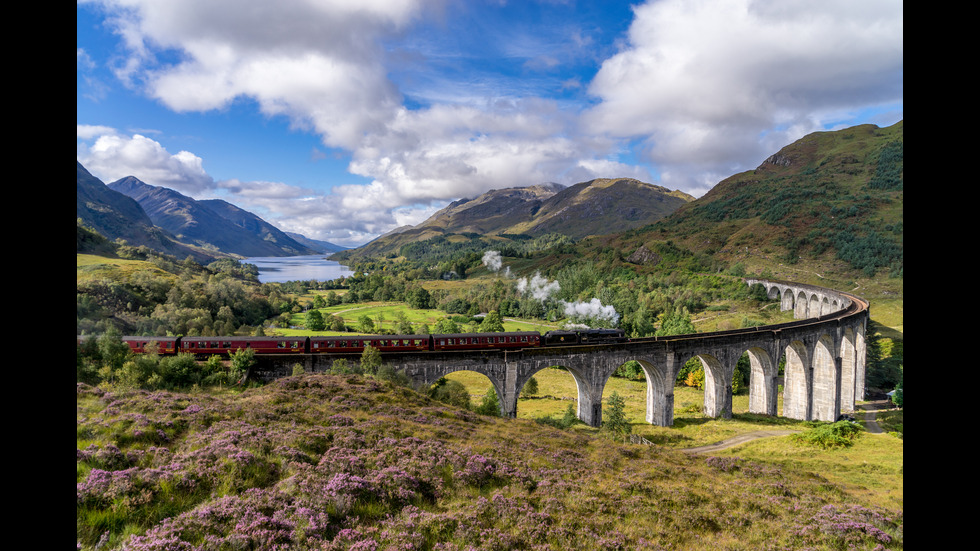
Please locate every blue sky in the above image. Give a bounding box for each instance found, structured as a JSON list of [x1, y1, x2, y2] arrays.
[[77, 0, 903, 247]]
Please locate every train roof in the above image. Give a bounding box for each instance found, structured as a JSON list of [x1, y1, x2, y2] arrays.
[[431, 331, 540, 338]]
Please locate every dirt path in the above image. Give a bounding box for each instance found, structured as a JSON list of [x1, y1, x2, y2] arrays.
[[856, 399, 894, 434], [681, 430, 800, 455], [680, 400, 895, 454]]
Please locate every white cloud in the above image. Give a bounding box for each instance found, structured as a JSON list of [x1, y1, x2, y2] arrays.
[[584, 0, 903, 192], [77, 129, 216, 195], [79, 0, 902, 245]]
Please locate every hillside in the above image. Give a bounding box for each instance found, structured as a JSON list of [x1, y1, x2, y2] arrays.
[[76, 373, 903, 550], [337, 178, 692, 261], [108, 177, 320, 258], [591, 122, 903, 283], [76, 163, 216, 262]]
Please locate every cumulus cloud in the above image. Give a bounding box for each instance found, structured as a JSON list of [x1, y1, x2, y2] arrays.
[[77, 128, 216, 195], [584, 0, 903, 193], [79, 0, 902, 243]]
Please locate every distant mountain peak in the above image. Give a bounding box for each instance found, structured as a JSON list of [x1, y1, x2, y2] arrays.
[[340, 178, 691, 259]]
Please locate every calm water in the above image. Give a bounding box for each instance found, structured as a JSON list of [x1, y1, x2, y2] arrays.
[[241, 255, 355, 283]]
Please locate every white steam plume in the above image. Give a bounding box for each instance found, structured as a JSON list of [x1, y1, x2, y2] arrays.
[[516, 272, 561, 302], [485, 250, 619, 327], [563, 297, 620, 326], [482, 250, 502, 272]]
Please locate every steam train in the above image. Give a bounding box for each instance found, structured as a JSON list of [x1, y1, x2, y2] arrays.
[[79, 328, 628, 357]]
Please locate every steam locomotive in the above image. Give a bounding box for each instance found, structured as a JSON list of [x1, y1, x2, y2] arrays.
[[79, 328, 628, 357]]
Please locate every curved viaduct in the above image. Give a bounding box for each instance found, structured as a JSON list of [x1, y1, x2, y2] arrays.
[[253, 279, 869, 428]]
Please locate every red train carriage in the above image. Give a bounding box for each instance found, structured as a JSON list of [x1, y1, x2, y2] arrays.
[[121, 336, 180, 355], [180, 336, 308, 356], [310, 334, 430, 354], [432, 331, 540, 351]]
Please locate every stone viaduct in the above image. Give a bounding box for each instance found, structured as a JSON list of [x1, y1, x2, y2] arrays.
[[252, 278, 869, 428]]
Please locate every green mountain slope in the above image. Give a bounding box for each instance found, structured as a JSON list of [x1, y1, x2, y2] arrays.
[[76, 162, 215, 262], [612, 121, 903, 282]]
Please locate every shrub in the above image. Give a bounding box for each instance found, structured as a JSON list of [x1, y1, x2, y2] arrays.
[[602, 392, 631, 441], [430, 378, 471, 410], [474, 387, 501, 416], [520, 376, 538, 397], [791, 421, 862, 449]]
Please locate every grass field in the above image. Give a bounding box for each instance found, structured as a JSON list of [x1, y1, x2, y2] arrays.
[[445, 367, 903, 511]]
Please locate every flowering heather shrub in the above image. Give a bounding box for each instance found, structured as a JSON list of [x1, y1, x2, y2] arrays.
[[793, 504, 901, 548], [76, 375, 902, 550]]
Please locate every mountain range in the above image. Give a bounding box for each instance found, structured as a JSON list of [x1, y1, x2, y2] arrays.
[[76, 162, 346, 260], [77, 120, 902, 282], [336, 178, 694, 260]]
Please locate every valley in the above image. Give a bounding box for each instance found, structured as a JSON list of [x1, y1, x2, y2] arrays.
[[77, 121, 903, 550]]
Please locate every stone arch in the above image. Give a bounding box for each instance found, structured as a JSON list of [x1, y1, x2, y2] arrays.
[[516, 364, 588, 421], [766, 285, 781, 301], [855, 322, 867, 401], [745, 347, 777, 416], [533, 360, 601, 426], [781, 340, 809, 420], [438, 368, 506, 416], [811, 334, 838, 421], [620, 358, 671, 426], [780, 287, 795, 312]]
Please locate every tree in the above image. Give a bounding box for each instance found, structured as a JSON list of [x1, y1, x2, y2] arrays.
[[306, 309, 326, 331], [407, 287, 433, 309], [891, 366, 903, 408], [230, 347, 256, 384], [602, 392, 631, 442], [474, 386, 501, 416], [479, 310, 505, 332], [360, 344, 382, 375], [434, 317, 460, 334], [359, 315, 376, 333], [520, 376, 539, 398], [430, 378, 471, 410], [656, 307, 696, 337]]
